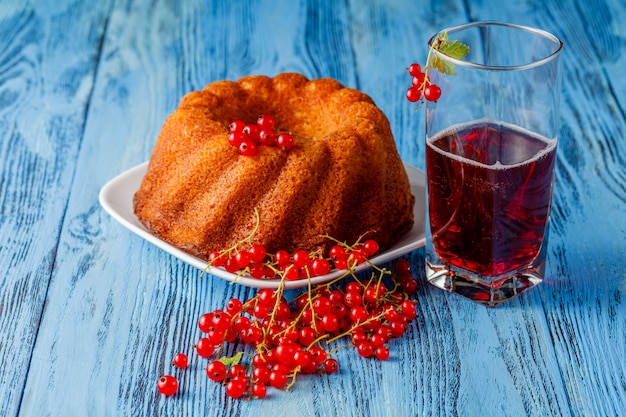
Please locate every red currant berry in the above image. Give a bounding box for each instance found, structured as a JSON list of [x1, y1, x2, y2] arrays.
[[407, 63, 422, 76], [269, 370, 288, 389], [248, 244, 267, 263], [249, 262, 266, 279], [384, 305, 402, 322], [362, 239, 379, 256], [390, 320, 407, 338], [242, 123, 260, 140], [228, 131, 246, 147], [370, 333, 386, 348], [252, 353, 269, 368], [290, 250, 308, 268], [272, 362, 292, 375], [299, 326, 316, 346], [412, 72, 426, 86], [171, 353, 188, 369], [253, 303, 270, 319], [406, 86, 422, 103], [349, 306, 368, 323], [198, 313, 213, 333], [375, 346, 390, 360], [350, 329, 368, 346], [228, 364, 247, 380], [357, 341, 374, 358], [258, 129, 276, 146], [312, 296, 332, 315], [224, 257, 240, 273], [333, 258, 347, 270], [294, 350, 313, 367], [195, 337, 215, 358], [225, 298, 243, 315], [206, 360, 227, 382], [238, 140, 258, 156], [401, 277, 418, 296], [256, 114, 275, 130], [252, 382, 267, 398], [208, 251, 226, 267], [311, 258, 331, 276], [234, 315, 251, 331], [301, 361, 319, 374], [364, 283, 386, 304], [240, 325, 262, 344], [284, 264, 300, 281], [224, 325, 238, 343], [347, 251, 365, 268], [377, 324, 393, 341], [274, 250, 291, 266], [344, 281, 362, 295], [229, 120, 246, 133], [276, 343, 299, 365], [276, 132, 294, 151], [401, 299, 417, 320], [308, 346, 328, 364], [395, 259, 411, 273], [210, 310, 231, 331], [321, 313, 339, 332], [323, 358, 339, 374], [292, 249, 311, 268], [424, 84, 442, 102], [275, 302, 291, 321], [225, 379, 247, 398], [252, 366, 271, 384], [257, 288, 277, 306], [157, 375, 178, 396], [329, 245, 346, 260]]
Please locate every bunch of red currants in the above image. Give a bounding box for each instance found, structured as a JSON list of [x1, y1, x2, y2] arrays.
[[228, 114, 294, 156], [157, 250, 419, 399], [405, 63, 441, 104]]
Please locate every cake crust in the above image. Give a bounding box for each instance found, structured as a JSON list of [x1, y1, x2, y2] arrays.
[[133, 73, 415, 260]]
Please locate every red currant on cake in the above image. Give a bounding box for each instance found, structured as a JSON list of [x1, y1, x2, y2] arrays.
[[276, 132, 294, 151]]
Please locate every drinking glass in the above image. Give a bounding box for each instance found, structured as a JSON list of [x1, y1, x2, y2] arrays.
[[424, 22, 563, 306]]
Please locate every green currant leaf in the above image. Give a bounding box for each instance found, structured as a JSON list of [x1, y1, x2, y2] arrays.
[[430, 32, 470, 76], [439, 40, 470, 60], [218, 351, 244, 366], [431, 55, 457, 75]]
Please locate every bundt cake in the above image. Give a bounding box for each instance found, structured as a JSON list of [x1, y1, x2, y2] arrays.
[[133, 73, 414, 262]]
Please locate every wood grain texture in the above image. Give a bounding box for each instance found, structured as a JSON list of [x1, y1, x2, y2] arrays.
[[0, 1, 110, 416], [0, 0, 624, 416]]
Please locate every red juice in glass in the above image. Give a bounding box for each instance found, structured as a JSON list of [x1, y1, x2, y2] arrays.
[[426, 120, 557, 277]]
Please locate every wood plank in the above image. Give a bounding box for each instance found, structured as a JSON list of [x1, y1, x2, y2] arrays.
[[0, 1, 110, 415], [466, 0, 626, 415]]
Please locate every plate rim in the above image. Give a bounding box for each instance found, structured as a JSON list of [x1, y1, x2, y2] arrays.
[[99, 161, 426, 289]]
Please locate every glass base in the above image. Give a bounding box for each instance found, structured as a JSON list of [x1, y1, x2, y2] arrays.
[[426, 260, 545, 307]]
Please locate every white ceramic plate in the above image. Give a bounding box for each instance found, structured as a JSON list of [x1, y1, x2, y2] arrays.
[[99, 161, 426, 289]]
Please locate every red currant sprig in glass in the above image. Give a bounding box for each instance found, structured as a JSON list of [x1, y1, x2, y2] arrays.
[[228, 114, 295, 156]]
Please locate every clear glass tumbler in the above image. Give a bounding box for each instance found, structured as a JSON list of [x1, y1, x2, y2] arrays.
[[425, 22, 563, 306]]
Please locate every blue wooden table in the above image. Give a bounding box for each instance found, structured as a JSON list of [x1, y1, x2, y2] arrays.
[[1, 0, 625, 416]]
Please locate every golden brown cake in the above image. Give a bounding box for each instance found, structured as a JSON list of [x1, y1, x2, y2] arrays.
[[133, 73, 414, 261]]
